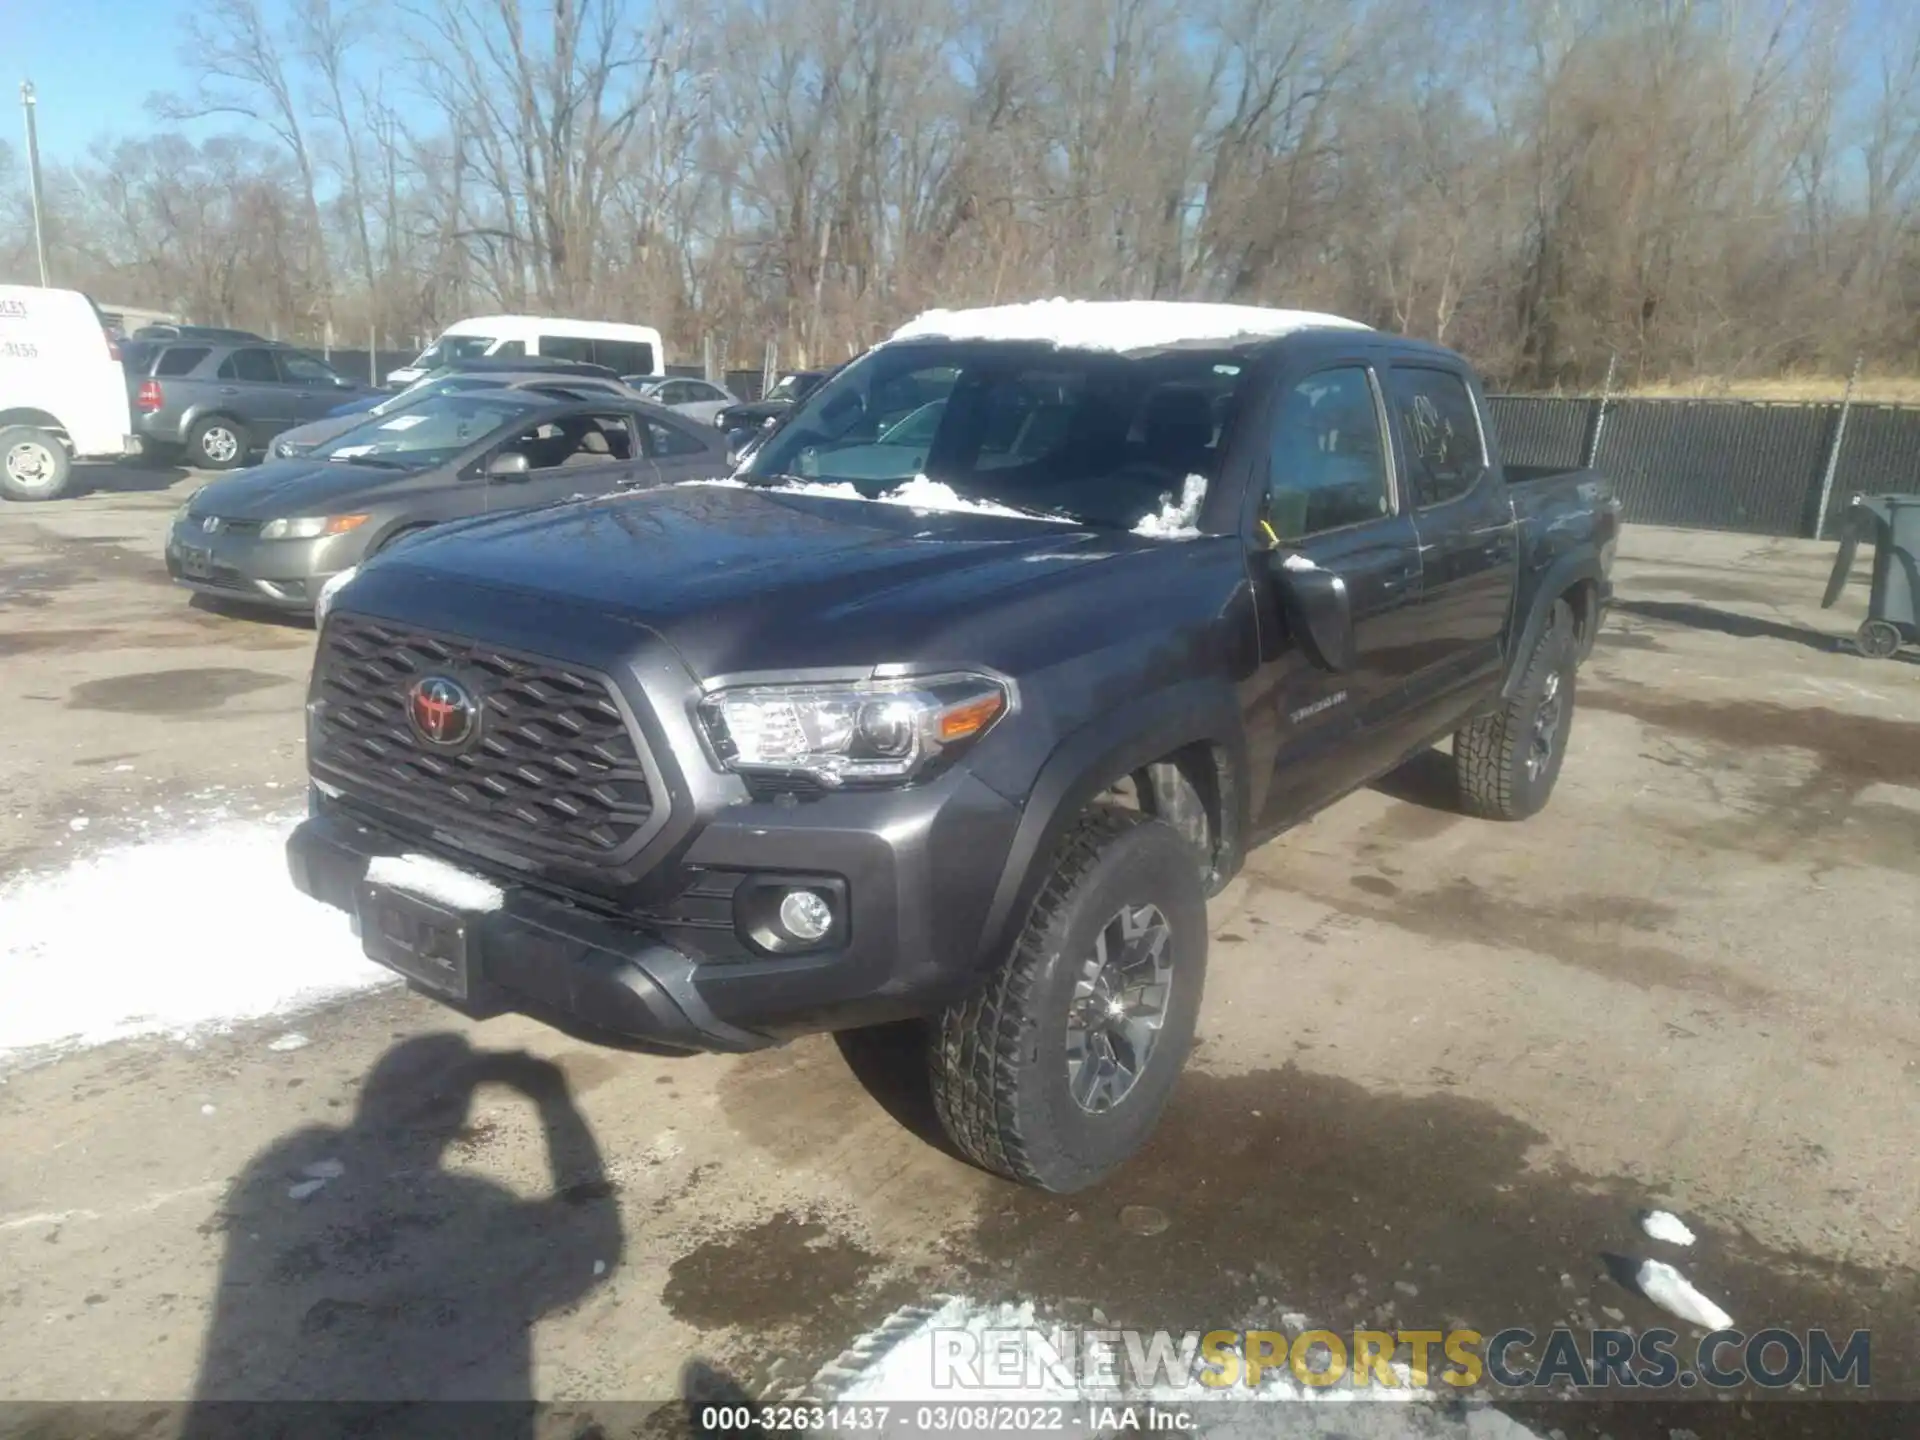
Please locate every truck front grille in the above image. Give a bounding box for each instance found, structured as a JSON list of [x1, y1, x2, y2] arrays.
[[311, 615, 658, 866]]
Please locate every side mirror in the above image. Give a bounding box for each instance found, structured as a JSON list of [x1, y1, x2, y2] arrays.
[[1270, 553, 1356, 673], [487, 451, 531, 479]]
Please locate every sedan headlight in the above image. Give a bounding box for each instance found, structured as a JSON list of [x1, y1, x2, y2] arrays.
[[261, 514, 369, 540], [698, 674, 1011, 788]]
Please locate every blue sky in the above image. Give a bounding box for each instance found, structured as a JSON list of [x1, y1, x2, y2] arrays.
[[5, 0, 207, 160]]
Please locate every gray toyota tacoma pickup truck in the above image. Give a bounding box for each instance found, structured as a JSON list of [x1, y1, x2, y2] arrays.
[[288, 302, 1619, 1193]]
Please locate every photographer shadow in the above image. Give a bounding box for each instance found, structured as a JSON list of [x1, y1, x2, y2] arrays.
[[180, 1032, 622, 1439]]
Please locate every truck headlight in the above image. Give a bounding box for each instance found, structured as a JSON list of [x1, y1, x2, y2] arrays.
[[698, 674, 1010, 788], [261, 514, 369, 540]]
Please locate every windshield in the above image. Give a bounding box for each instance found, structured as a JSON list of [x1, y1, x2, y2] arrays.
[[314, 391, 541, 468], [370, 373, 514, 417], [741, 342, 1254, 529], [411, 333, 497, 370]]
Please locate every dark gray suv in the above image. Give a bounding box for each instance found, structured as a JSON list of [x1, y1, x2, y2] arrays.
[[126, 340, 376, 469]]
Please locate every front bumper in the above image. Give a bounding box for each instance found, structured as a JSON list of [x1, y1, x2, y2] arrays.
[[290, 760, 1023, 1051], [289, 808, 773, 1053], [164, 516, 361, 611]]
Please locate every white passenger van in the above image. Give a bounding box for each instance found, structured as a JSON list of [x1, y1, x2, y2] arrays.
[[386, 316, 667, 388], [0, 284, 137, 501]]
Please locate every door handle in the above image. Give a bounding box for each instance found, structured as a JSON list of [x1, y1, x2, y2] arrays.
[[219, 387, 240, 396]]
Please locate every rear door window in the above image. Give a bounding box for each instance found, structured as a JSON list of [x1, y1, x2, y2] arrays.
[[218, 348, 281, 383], [155, 346, 210, 377], [1386, 366, 1486, 508]]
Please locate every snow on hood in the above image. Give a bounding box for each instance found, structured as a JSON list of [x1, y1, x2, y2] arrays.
[[1132, 475, 1209, 539], [888, 299, 1368, 352], [681, 474, 1072, 524]]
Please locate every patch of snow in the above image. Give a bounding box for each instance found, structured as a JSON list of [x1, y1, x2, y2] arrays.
[[593, 1259, 607, 1277], [805, 1295, 1552, 1439], [1641, 1210, 1697, 1247], [266, 1032, 310, 1052], [314, 565, 359, 625], [199, 1104, 216, 1116], [889, 299, 1368, 353], [1133, 475, 1209, 538], [1281, 553, 1320, 572], [287, 1179, 326, 1201], [0, 813, 390, 1068], [301, 1159, 345, 1180], [682, 474, 1071, 524], [112, 764, 134, 773], [1635, 1259, 1733, 1330], [364, 852, 504, 914], [68, 817, 89, 832]]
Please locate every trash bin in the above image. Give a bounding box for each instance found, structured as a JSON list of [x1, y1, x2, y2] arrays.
[[1822, 493, 1920, 658]]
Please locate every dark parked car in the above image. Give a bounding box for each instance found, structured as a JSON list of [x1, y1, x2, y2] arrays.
[[127, 340, 376, 469], [165, 388, 729, 613], [287, 305, 1619, 1192], [273, 364, 644, 459], [713, 368, 828, 432]]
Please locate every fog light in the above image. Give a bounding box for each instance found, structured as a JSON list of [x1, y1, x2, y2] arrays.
[[778, 888, 833, 943]]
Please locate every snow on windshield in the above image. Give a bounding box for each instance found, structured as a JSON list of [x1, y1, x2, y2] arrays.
[[681, 475, 1073, 524], [1131, 475, 1209, 539], [888, 299, 1367, 352]]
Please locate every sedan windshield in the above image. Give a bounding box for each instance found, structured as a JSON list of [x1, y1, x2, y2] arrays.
[[314, 392, 541, 468], [741, 342, 1255, 530]]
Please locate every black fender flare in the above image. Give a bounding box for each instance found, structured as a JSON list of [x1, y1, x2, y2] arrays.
[[1502, 549, 1604, 699], [972, 680, 1247, 969]]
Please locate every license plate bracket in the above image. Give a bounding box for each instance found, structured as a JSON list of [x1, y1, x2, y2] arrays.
[[178, 546, 214, 579], [356, 882, 473, 1001]]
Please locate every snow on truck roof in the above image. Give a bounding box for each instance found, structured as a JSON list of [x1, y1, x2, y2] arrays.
[[887, 299, 1368, 352]]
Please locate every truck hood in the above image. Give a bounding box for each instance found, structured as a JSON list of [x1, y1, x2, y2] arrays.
[[188, 457, 414, 517], [373, 482, 1153, 678]]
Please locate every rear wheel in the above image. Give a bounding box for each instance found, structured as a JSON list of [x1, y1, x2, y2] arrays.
[[1454, 598, 1577, 821], [0, 427, 73, 501], [188, 417, 247, 470], [928, 809, 1208, 1193]]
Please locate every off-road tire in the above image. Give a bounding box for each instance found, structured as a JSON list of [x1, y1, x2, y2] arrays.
[[0, 426, 73, 501], [188, 416, 248, 470], [929, 809, 1208, 1193], [1454, 598, 1577, 821]]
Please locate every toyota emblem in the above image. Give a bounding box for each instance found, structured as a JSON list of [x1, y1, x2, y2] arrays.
[[407, 675, 479, 749]]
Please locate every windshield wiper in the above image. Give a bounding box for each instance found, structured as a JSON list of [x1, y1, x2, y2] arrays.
[[327, 454, 412, 469]]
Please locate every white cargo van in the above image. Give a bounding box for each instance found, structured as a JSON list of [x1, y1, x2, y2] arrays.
[[386, 316, 667, 388], [0, 285, 137, 500]]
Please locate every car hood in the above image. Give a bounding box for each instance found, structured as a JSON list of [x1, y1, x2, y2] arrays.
[[188, 457, 417, 517], [361, 482, 1165, 678]]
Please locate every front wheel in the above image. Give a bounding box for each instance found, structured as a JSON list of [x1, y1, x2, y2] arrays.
[[188, 417, 248, 470], [928, 809, 1208, 1193], [1454, 597, 1577, 821], [0, 426, 73, 501]]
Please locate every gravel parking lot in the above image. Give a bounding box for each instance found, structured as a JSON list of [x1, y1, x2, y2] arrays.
[[2, 462, 1916, 1435]]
